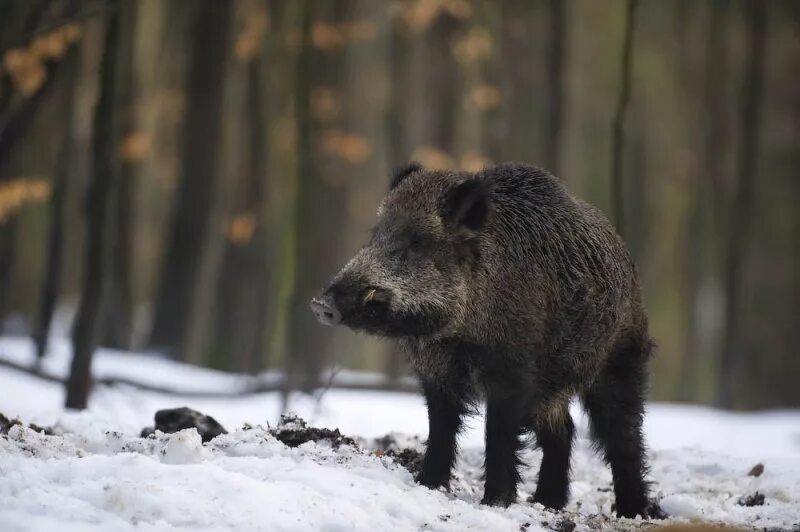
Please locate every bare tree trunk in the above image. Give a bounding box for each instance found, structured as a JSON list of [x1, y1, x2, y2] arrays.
[[716, 0, 766, 409], [148, 1, 233, 360], [0, 1, 71, 327], [544, 0, 566, 177], [215, 55, 271, 373], [66, 11, 120, 410], [705, 0, 730, 254], [285, 0, 318, 396], [0, 218, 17, 324], [182, 2, 246, 368], [33, 46, 80, 359], [386, 7, 409, 167], [0, 1, 80, 167], [679, 0, 729, 401], [610, 0, 639, 237], [101, 0, 137, 350], [285, 0, 352, 394]]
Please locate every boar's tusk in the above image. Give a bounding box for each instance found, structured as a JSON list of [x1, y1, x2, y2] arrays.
[[363, 289, 376, 304]]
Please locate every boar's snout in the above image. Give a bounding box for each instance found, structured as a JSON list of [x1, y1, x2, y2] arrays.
[[310, 294, 342, 326]]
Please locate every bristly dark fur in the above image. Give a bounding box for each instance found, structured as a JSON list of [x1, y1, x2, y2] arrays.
[[390, 161, 423, 190], [314, 162, 663, 518]]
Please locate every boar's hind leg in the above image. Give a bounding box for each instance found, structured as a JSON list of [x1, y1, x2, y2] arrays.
[[416, 380, 466, 490], [583, 336, 657, 519], [531, 399, 574, 510], [481, 388, 527, 507]]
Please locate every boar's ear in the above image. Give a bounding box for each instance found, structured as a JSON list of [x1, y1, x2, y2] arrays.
[[439, 178, 489, 231], [390, 161, 423, 190]]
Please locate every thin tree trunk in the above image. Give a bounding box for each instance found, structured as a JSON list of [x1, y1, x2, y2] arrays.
[[33, 46, 80, 359], [679, 0, 729, 401], [285, 0, 320, 394], [610, 0, 639, 236], [0, 218, 17, 324], [544, 0, 566, 177], [101, 0, 137, 350], [705, 0, 730, 256], [215, 55, 271, 373], [148, 1, 233, 360], [386, 8, 408, 167], [66, 11, 120, 409], [185, 0, 247, 369], [716, 0, 766, 409]]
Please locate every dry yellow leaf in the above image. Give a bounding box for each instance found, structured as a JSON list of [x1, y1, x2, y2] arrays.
[[340, 19, 378, 42], [468, 84, 500, 110], [452, 27, 492, 63], [312, 22, 345, 50], [62, 23, 83, 43], [31, 32, 68, 60], [411, 146, 456, 170], [321, 130, 371, 164], [398, 0, 472, 32], [460, 152, 490, 172], [4, 48, 45, 96], [227, 212, 257, 245], [0, 178, 52, 223], [310, 87, 340, 124], [119, 132, 152, 162], [235, 3, 269, 61]]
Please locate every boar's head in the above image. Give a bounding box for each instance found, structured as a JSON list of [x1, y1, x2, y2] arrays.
[[310, 162, 489, 338]]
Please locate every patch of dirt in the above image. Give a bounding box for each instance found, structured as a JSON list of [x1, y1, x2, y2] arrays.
[[0, 412, 20, 434], [271, 414, 357, 449], [0, 412, 53, 435], [737, 491, 765, 507], [369, 433, 425, 476]]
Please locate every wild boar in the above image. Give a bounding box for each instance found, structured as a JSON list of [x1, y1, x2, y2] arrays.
[[311, 162, 662, 518]]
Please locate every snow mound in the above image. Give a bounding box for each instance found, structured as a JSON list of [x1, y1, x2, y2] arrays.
[[1, 337, 799, 531], [2, 413, 799, 532]]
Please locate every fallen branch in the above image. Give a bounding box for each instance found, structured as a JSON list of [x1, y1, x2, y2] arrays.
[[0, 356, 420, 397]]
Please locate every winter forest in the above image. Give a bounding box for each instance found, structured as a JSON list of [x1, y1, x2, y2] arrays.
[[2, 0, 798, 409], [1, 1, 799, 530]]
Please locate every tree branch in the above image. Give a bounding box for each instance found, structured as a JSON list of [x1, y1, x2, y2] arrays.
[[0, 356, 420, 397]]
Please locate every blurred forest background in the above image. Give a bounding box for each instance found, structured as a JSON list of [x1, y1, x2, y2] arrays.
[[0, 0, 797, 410]]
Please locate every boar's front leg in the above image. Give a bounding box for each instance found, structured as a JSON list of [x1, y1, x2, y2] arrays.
[[482, 387, 526, 507], [416, 380, 466, 490]]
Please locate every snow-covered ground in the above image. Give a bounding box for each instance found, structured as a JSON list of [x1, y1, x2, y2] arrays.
[[1, 337, 799, 531]]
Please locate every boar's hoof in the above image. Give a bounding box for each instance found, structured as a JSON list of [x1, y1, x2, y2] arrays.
[[415, 470, 450, 491], [613, 499, 668, 520], [481, 491, 516, 508], [642, 500, 668, 520], [529, 491, 567, 511]]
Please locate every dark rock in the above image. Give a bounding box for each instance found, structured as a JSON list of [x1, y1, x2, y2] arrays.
[[747, 463, 765, 477], [737, 491, 765, 507], [28, 423, 54, 435], [146, 407, 228, 443], [370, 433, 424, 475], [384, 447, 423, 476], [0, 412, 20, 434], [0, 413, 52, 436]]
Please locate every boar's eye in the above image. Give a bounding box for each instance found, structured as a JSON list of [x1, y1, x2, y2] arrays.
[[405, 239, 424, 260], [390, 239, 423, 261]]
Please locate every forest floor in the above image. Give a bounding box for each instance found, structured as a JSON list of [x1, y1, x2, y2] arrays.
[[1, 337, 799, 531]]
